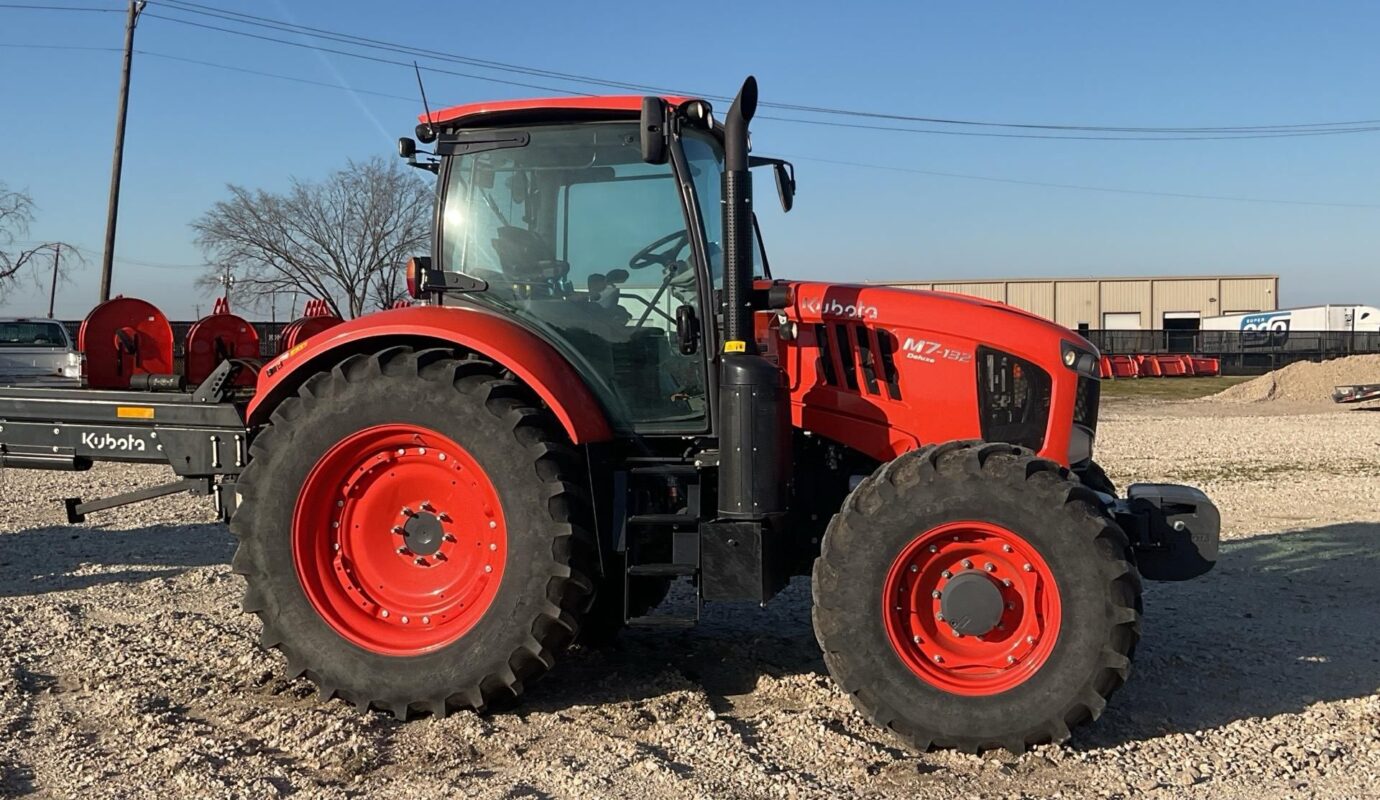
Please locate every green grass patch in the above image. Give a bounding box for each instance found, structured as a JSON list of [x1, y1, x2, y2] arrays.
[[1099, 375, 1254, 400]]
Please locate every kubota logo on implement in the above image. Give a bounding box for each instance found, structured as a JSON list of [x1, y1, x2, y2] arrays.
[[80, 432, 146, 452], [801, 298, 879, 320]]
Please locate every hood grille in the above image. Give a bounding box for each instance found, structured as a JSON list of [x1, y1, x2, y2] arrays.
[[814, 323, 903, 400]]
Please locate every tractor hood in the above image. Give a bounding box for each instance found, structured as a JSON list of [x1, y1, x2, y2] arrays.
[[767, 281, 1100, 467]]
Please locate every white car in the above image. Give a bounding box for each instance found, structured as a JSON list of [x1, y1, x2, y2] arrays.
[[0, 318, 83, 387]]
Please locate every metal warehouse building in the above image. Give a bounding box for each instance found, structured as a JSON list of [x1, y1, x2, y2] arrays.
[[874, 275, 1279, 330]]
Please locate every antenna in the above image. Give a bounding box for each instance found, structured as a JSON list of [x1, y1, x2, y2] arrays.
[[414, 61, 437, 143]]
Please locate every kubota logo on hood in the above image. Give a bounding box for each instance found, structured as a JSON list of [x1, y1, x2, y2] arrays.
[[801, 297, 879, 320]]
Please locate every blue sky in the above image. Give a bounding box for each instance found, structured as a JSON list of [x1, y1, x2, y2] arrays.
[[1, 0, 1377, 319]]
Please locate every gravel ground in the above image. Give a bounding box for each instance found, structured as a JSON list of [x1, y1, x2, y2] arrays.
[[2, 399, 1379, 799]]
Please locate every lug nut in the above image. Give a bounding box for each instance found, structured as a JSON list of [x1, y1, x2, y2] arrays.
[[961, 559, 972, 569], [433, 552, 447, 562], [927, 545, 938, 553], [415, 557, 427, 566], [1026, 635, 1036, 644], [438, 512, 452, 522], [489, 543, 498, 551], [984, 562, 996, 572], [402, 507, 416, 517], [1002, 544, 1013, 553], [442, 533, 456, 543], [381, 610, 390, 618], [401, 616, 409, 624], [909, 564, 918, 573], [912, 635, 921, 644], [941, 570, 952, 579], [422, 616, 430, 625], [391, 526, 405, 535], [421, 501, 435, 512], [1006, 655, 1016, 664], [484, 565, 492, 573], [931, 590, 941, 599], [1023, 563, 1033, 572], [936, 613, 945, 621], [1002, 579, 1013, 587], [1007, 603, 1015, 610], [488, 520, 497, 529], [396, 547, 409, 555], [933, 654, 943, 663]]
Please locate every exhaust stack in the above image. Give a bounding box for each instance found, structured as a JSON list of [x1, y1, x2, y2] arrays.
[[716, 76, 790, 522]]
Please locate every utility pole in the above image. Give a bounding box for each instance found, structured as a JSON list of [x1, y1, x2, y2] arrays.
[[46, 244, 61, 318], [98, 0, 148, 303], [218, 265, 234, 304]]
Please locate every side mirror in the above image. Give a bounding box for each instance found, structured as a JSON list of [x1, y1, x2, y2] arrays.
[[675, 304, 700, 355], [397, 137, 417, 159], [640, 96, 668, 164], [773, 162, 796, 213]]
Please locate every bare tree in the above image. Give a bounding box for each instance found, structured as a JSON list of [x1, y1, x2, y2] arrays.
[[0, 183, 78, 306], [192, 157, 432, 319]]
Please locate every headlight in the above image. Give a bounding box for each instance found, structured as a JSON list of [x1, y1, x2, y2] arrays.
[[1060, 340, 1101, 379]]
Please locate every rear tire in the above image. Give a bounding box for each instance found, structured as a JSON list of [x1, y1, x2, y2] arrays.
[[231, 346, 595, 717], [812, 441, 1141, 753]]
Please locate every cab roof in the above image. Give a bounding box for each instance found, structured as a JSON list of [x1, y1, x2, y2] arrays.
[[423, 95, 689, 128]]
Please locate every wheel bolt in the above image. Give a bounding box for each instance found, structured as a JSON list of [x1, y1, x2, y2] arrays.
[[433, 552, 447, 562], [1002, 579, 1013, 587], [1002, 544, 1014, 553], [422, 616, 430, 625], [1026, 635, 1036, 644], [941, 570, 952, 579], [438, 453, 447, 461], [1007, 603, 1015, 610], [1023, 563, 1033, 572], [391, 526, 405, 535], [443, 533, 456, 543], [489, 543, 498, 551], [438, 513, 452, 522], [936, 613, 945, 621], [421, 501, 435, 512], [396, 547, 409, 555], [402, 507, 416, 517], [415, 557, 427, 566], [484, 565, 492, 573], [909, 564, 918, 573], [401, 616, 410, 625], [1006, 655, 1016, 664], [984, 562, 996, 572], [927, 545, 938, 553], [931, 590, 941, 599], [912, 635, 921, 644], [933, 654, 943, 663], [961, 559, 972, 569], [381, 610, 390, 618], [488, 520, 497, 529]]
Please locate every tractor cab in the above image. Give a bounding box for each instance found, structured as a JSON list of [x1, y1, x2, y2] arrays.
[[399, 96, 790, 436]]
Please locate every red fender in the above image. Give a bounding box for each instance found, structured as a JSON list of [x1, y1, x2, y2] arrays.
[[247, 305, 613, 443]]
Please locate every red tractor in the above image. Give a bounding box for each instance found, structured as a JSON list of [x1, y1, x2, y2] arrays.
[[0, 78, 1219, 753]]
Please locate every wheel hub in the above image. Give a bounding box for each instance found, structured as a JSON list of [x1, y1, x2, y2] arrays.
[[401, 511, 445, 556], [939, 571, 1004, 636], [882, 520, 1063, 696], [292, 425, 507, 656]]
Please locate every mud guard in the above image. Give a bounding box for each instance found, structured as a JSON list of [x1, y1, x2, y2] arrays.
[[246, 305, 614, 444]]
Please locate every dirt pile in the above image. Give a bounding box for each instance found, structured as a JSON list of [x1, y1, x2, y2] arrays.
[[1209, 354, 1380, 404]]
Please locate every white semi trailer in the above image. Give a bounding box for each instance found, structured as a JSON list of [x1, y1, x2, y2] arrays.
[[1202, 305, 1380, 334]]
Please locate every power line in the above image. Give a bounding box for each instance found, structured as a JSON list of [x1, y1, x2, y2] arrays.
[[791, 156, 1380, 209], [757, 114, 1380, 142], [139, 12, 600, 98], [5, 42, 1375, 208], [149, 0, 1380, 137], [0, 3, 120, 11]]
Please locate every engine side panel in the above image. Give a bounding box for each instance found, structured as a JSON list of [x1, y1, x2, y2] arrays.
[[768, 282, 1081, 464]]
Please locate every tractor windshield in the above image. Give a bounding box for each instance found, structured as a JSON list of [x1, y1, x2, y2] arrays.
[[438, 121, 720, 432]]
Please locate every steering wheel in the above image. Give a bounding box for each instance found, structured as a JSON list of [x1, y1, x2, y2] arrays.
[[629, 229, 690, 270]]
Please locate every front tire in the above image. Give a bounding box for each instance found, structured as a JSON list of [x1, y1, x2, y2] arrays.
[[812, 441, 1141, 753], [231, 347, 594, 717]]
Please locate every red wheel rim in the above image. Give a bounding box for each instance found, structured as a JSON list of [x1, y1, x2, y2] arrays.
[[293, 424, 506, 656], [882, 521, 1062, 696]]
